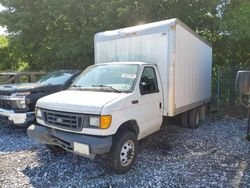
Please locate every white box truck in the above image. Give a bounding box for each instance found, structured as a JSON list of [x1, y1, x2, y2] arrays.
[[28, 18, 212, 174]]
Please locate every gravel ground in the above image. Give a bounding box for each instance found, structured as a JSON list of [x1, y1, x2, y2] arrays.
[[0, 116, 250, 188]]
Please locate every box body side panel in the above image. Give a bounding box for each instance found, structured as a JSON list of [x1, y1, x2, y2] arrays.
[[174, 24, 212, 114], [94, 19, 212, 117]]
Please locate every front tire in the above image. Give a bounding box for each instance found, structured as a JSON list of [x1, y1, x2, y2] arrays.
[[109, 130, 138, 174]]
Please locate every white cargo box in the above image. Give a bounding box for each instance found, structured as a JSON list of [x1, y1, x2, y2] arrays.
[[94, 18, 212, 116]]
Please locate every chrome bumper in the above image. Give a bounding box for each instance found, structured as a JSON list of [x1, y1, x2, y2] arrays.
[[0, 108, 35, 126]]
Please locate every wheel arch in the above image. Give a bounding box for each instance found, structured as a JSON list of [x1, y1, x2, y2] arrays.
[[115, 120, 140, 136]]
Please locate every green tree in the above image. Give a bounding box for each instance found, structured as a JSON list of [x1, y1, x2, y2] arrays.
[[0, 0, 221, 71], [0, 0, 249, 105], [0, 35, 10, 70], [214, 0, 250, 104], [0, 0, 107, 70]]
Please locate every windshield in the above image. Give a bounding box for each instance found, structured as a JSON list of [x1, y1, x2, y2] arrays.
[[37, 72, 73, 85], [71, 64, 139, 92]]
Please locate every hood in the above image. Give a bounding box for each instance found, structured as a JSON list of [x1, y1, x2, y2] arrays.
[[0, 83, 62, 95], [37, 90, 130, 114]]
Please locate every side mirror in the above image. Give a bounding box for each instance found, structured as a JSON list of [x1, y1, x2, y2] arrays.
[[140, 82, 150, 95], [140, 77, 156, 95], [236, 71, 250, 95]]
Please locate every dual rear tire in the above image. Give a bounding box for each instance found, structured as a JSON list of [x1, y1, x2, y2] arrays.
[[181, 107, 201, 129]]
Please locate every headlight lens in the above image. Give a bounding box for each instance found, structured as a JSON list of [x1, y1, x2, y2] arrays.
[[36, 108, 42, 119], [10, 92, 31, 109], [89, 116, 100, 127], [14, 100, 26, 109]]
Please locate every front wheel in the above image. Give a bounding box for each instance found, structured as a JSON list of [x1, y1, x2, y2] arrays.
[[109, 131, 138, 174]]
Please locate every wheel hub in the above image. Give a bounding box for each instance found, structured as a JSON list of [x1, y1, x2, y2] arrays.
[[120, 140, 135, 167]]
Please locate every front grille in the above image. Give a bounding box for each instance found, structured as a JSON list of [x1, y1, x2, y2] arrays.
[[42, 109, 85, 131], [0, 91, 11, 96], [0, 99, 11, 109]]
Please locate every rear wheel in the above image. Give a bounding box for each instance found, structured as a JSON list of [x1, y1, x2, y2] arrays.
[[189, 108, 200, 129], [109, 130, 138, 174], [181, 111, 189, 128]]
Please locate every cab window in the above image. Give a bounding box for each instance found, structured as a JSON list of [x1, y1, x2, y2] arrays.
[[16, 75, 30, 83]]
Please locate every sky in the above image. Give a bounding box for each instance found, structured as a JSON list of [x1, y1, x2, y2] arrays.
[[0, 4, 7, 35]]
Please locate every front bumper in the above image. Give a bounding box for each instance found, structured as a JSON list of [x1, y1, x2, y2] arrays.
[[0, 108, 35, 126], [27, 124, 113, 159]]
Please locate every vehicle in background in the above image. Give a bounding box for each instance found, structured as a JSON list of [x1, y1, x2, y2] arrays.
[[0, 72, 46, 84], [0, 70, 80, 127], [28, 19, 212, 174]]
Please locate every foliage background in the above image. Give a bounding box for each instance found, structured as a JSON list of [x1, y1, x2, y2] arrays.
[[0, 0, 249, 104]]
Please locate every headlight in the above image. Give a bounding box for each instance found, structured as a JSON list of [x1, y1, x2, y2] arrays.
[[10, 92, 31, 109], [89, 116, 100, 127], [36, 108, 42, 119], [89, 115, 112, 129], [14, 100, 26, 109]]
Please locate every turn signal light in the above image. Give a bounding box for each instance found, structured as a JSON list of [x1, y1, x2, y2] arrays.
[[100, 115, 112, 129]]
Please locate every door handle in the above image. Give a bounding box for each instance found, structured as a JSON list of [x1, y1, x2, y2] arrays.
[[159, 102, 162, 109], [132, 100, 139, 104]]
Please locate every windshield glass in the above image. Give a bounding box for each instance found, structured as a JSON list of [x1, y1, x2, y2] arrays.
[[0, 75, 13, 83], [71, 64, 139, 92], [37, 72, 73, 85]]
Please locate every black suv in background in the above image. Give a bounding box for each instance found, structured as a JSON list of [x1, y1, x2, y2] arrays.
[[0, 72, 46, 84], [0, 70, 80, 127]]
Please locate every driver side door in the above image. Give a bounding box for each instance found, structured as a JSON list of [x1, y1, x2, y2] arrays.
[[136, 66, 163, 138]]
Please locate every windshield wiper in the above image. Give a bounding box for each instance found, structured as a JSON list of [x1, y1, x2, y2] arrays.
[[70, 85, 90, 90], [91, 85, 121, 93], [71, 85, 81, 88]]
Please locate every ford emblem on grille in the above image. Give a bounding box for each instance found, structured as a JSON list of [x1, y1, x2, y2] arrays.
[[56, 118, 63, 123]]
